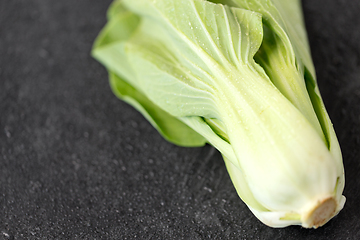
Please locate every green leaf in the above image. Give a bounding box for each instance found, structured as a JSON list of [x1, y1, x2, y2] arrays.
[[118, 0, 265, 118], [109, 72, 207, 147], [92, 6, 206, 147]]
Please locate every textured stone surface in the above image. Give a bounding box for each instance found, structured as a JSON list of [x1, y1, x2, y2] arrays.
[[1, 0, 359, 239]]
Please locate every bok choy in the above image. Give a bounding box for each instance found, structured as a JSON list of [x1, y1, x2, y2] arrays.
[[92, 0, 345, 228]]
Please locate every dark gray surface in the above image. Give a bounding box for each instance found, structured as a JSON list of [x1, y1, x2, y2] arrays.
[[1, 0, 360, 239]]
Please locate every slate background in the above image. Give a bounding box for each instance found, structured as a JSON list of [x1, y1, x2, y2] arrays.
[[1, 0, 360, 239]]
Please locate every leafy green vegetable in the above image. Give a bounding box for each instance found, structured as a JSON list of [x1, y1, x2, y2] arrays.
[[92, 0, 345, 228]]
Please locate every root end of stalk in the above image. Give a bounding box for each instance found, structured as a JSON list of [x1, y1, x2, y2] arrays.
[[302, 197, 337, 228]]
